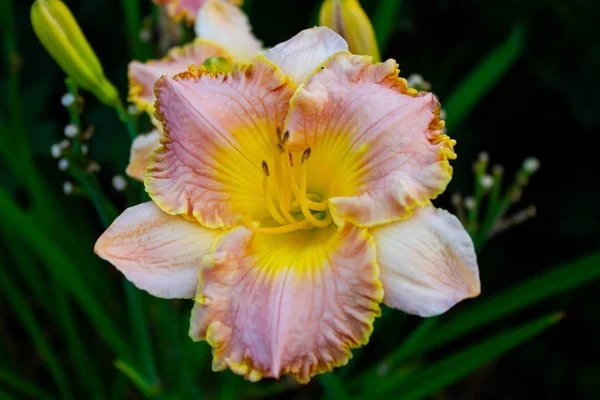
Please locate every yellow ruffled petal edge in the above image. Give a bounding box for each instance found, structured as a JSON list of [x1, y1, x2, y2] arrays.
[[285, 51, 457, 226], [191, 225, 383, 383], [145, 55, 296, 225]]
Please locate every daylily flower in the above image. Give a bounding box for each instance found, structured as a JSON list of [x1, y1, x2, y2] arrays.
[[96, 27, 480, 383]]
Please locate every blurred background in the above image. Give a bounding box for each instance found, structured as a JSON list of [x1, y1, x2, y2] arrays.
[[1, 0, 599, 399]]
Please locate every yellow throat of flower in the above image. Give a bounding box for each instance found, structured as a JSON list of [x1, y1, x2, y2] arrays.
[[243, 130, 333, 234]]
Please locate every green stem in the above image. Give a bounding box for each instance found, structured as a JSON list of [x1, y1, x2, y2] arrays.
[[116, 100, 138, 140], [68, 164, 118, 227], [122, 0, 154, 61]]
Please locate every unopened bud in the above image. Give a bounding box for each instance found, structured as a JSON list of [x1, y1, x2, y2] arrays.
[[407, 74, 432, 91], [139, 27, 152, 42], [202, 56, 233, 74], [320, 0, 380, 61], [61, 93, 76, 107], [523, 157, 540, 173], [464, 197, 476, 210], [62, 181, 74, 195], [31, 0, 120, 107], [480, 174, 494, 190], [58, 158, 70, 171], [81, 144, 89, 155], [112, 175, 128, 191], [64, 123, 79, 138]]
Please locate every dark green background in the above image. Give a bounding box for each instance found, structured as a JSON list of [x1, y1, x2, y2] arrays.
[[2, 0, 600, 398]]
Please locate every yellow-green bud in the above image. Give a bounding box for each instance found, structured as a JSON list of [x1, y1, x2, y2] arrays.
[[202, 56, 233, 74], [31, 0, 119, 107], [319, 0, 381, 62]]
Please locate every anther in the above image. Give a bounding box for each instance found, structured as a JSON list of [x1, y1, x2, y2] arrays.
[[288, 152, 294, 167], [282, 130, 289, 143], [277, 143, 284, 153], [301, 148, 311, 163], [262, 160, 269, 176]]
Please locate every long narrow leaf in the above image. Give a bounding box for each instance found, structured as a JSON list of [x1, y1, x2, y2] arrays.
[[372, 0, 402, 52], [0, 187, 131, 361], [371, 312, 563, 399], [0, 268, 73, 399], [0, 369, 54, 400], [444, 24, 525, 130], [114, 359, 160, 397], [404, 251, 600, 359]]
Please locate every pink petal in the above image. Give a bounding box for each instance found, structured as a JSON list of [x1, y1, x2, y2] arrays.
[[285, 53, 455, 227], [126, 129, 161, 181], [195, 0, 262, 62], [128, 38, 231, 112], [94, 202, 219, 299], [189, 225, 383, 383], [146, 57, 296, 229], [153, 0, 214, 24], [266, 27, 348, 84], [372, 205, 480, 317]]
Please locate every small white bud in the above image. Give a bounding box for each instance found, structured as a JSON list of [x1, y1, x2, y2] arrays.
[[61, 93, 76, 107], [377, 363, 390, 377], [51, 144, 62, 158], [58, 158, 69, 171], [523, 157, 540, 173], [407, 73, 431, 91], [127, 104, 138, 116], [478, 152, 489, 163], [86, 161, 101, 173], [439, 108, 447, 121], [81, 144, 89, 155], [112, 175, 128, 192], [62, 181, 74, 195], [480, 174, 494, 189], [139, 27, 152, 42], [451, 192, 462, 207], [64, 124, 79, 138], [464, 196, 476, 210]]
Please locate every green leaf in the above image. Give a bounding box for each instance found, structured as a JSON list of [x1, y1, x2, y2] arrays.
[[124, 281, 159, 388], [404, 251, 600, 360], [0, 369, 54, 400], [0, 268, 73, 399], [370, 312, 563, 399], [372, 0, 403, 52], [0, 187, 131, 361], [114, 359, 160, 398], [318, 373, 351, 400], [444, 24, 525, 130]]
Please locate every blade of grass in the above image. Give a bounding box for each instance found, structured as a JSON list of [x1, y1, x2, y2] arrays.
[[0, 187, 131, 361], [52, 281, 105, 400], [372, 0, 402, 52], [124, 282, 159, 389], [0, 268, 73, 400], [114, 359, 160, 398], [0, 369, 54, 400], [444, 24, 525, 131], [370, 312, 563, 400], [404, 251, 600, 360]]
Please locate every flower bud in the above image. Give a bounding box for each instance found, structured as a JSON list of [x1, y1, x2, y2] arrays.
[[202, 56, 233, 74], [31, 0, 120, 107], [319, 0, 380, 62]]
